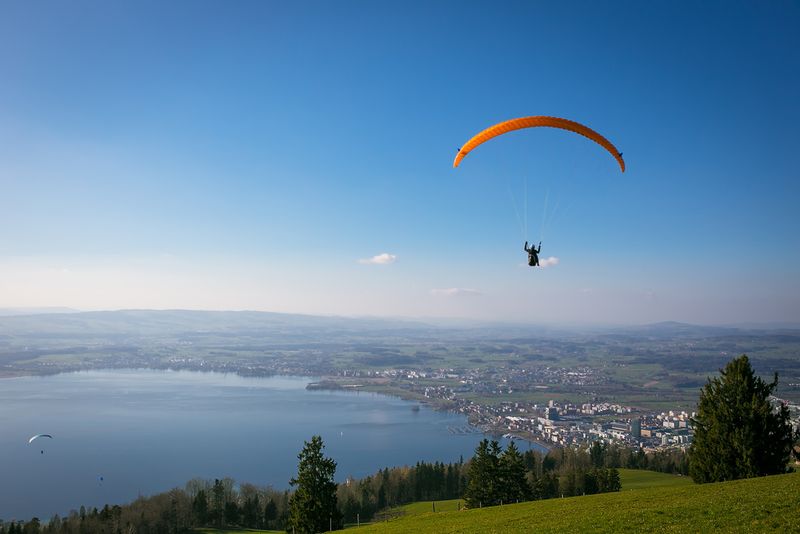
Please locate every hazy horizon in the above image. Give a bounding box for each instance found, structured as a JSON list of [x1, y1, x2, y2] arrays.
[[1, 306, 798, 331]]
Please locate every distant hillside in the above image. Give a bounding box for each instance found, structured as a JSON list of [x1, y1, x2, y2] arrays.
[[607, 321, 740, 339], [2, 310, 795, 342], [606, 320, 800, 339], [357, 471, 800, 533], [0, 309, 438, 342]]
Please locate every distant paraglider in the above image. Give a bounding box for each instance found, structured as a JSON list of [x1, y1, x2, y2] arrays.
[[28, 433, 53, 454]]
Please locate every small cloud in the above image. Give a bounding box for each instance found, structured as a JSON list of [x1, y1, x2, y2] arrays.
[[430, 288, 483, 297], [539, 256, 560, 268], [358, 253, 397, 265]]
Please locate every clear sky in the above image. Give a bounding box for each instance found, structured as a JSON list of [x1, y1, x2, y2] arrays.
[[1, 1, 798, 325]]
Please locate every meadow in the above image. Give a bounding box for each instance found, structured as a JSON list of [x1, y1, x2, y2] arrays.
[[355, 471, 800, 533]]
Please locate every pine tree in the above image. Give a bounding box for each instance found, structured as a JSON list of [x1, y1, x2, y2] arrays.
[[587, 467, 608, 493], [263, 499, 277, 529], [583, 470, 598, 495], [287, 435, 342, 533], [223, 501, 239, 527], [464, 439, 502, 508], [589, 441, 606, 468], [211, 479, 225, 527], [689, 354, 793, 483], [607, 467, 621, 492], [241, 495, 259, 528], [192, 490, 208, 526], [499, 441, 529, 503]]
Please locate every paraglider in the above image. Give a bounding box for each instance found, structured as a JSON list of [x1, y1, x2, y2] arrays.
[[524, 241, 541, 267], [28, 433, 53, 454], [453, 116, 625, 265], [452, 116, 625, 172]]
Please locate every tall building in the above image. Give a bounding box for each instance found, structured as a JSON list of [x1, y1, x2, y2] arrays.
[[631, 418, 642, 439]]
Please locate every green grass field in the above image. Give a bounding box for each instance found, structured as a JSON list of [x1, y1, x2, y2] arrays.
[[356, 471, 800, 533], [392, 499, 465, 516], [617, 468, 693, 491], [383, 470, 687, 519], [195, 529, 283, 534]]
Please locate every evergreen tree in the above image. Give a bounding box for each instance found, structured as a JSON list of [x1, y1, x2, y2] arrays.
[[263, 499, 277, 529], [583, 470, 598, 495], [607, 468, 621, 492], [562, 471, 577, 497], [22, 518, 39, 534], [224, 501, 240, 527], [464, 439, 501, 508], [241, 495, 259, 528], [192, 490, 209, 526], [211, 479, 225, 527], [376, 485, 386, 510], [499, 441, 529, 503], [596, 467, 610, 493], [287, 435, 342, 534], [538, 472, 560, 499], [689, 355, 793, 483], [541, 454, 557, 473], [340, 495, 359, 524], [589, 441, 606, 468]]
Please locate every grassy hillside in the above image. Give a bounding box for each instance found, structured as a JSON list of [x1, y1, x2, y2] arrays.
[[375, 470, 688, 522], [617, 468, 693, 491], [390, 499, 465, 517], [358, 471, 800, 533]]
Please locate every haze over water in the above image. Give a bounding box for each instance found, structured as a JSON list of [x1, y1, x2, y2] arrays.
[[0, 370, 535, 519]]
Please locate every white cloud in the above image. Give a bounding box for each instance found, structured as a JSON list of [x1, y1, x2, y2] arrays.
[[358, 253, 397, 265], [430, 288, 483, 297], [539, 256, 560, 268]]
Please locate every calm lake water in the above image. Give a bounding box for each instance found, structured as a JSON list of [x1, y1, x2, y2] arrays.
[[0, 369, 545, 519]]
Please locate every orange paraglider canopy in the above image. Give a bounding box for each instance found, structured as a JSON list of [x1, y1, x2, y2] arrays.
[[453, 116, 625, 172]]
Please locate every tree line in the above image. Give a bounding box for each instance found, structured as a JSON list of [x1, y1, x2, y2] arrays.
[[0, 478, 292, 534], [584, 440, 689, 475], [0, 441, 626, 534], [337, 458, 468, 524], [464, 439, 622, 508]]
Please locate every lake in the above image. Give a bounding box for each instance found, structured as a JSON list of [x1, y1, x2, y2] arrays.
[[0, 369, 546, 519]]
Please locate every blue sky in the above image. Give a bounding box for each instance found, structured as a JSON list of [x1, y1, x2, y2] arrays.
[[1, 1, 798, 324]]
